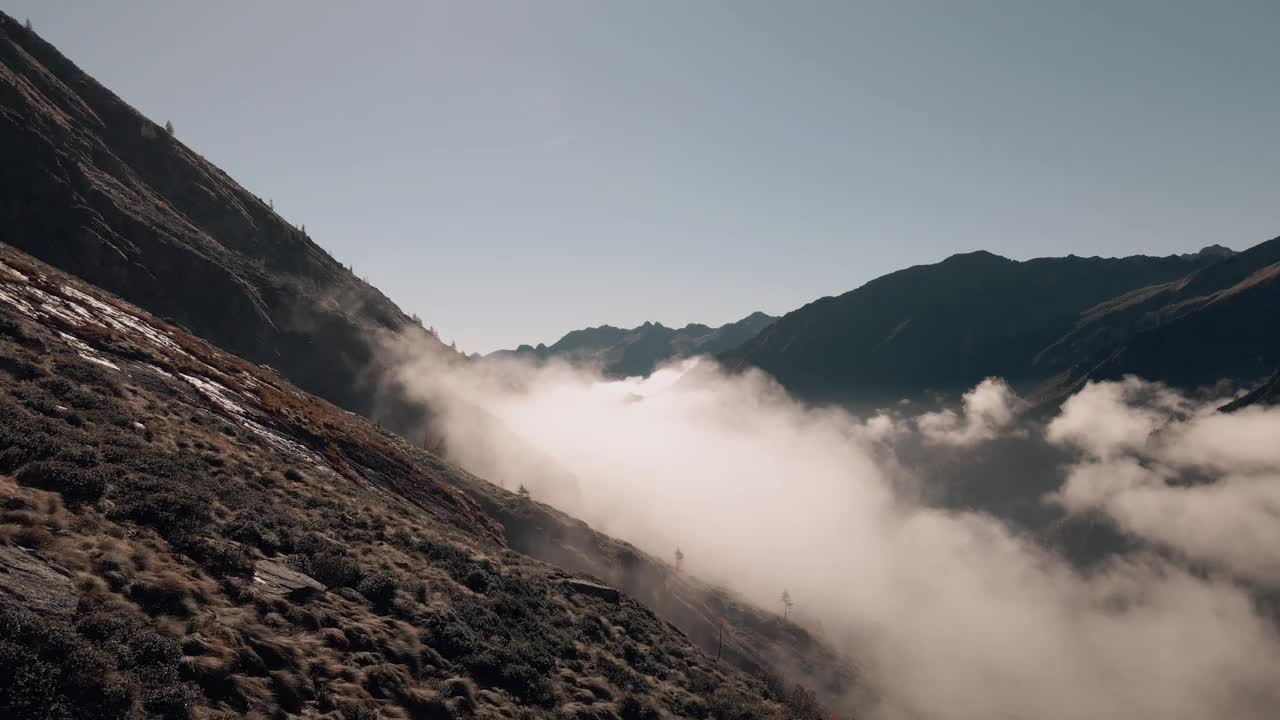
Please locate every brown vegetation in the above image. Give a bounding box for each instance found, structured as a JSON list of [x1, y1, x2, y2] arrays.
[[0, 245, 843, 717]]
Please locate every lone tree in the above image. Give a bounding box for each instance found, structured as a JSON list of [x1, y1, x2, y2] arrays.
[[517, 484, 531, 500], [164, 120, 175, 135], [780, 590, 793, 621], [24, 18, 32, 31], [674, 546, 685, 573]]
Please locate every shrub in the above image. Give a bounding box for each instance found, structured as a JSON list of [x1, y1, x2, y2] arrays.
[[172, 536, 254, 579], [620, 696, 662, 720], [462, 569, 491, 593], [225, 513, 280, 555], [110, 477, 211, 537], [15, 461, 106, 504], [300, 549, 361, 589], [356, 572, 399, 609], [0, 606, 199, 720], [0, 427, 58, 473]]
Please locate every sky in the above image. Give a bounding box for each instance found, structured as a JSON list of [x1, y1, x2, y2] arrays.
[[8, 1, 1280, 353]]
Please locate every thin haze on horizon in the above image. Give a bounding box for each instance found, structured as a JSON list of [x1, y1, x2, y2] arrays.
[[9, 1, 1280, 353]]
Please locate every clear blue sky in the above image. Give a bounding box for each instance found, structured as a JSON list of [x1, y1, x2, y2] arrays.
[[8, 1, 1279, 353]]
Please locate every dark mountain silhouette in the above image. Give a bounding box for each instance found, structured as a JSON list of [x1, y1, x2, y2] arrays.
[[1223, 370, 1280, 411], [0, 13, 456, 436], [1043, 236, 1280, 396], [489, 311, 775, 377], [721, 248, 1231, 404]]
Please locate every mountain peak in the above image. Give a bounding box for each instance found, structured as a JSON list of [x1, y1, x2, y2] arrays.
[[940, 249, 1012, 265], [1196, 243, 1236, 258]]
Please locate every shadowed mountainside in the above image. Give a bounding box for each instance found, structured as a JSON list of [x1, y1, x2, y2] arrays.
[[489, 312, 775, 378], [1042, 236, 1280, 397], [0, 244, 849, 718], [0, 13, 456, 434], [719, 244, 1276, 405]]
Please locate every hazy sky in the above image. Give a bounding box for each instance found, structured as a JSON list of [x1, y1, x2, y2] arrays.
[[9, 1, 1279, 353]]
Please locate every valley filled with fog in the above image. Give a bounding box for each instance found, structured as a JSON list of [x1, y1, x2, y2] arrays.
[[387, 335, 1280, 720]]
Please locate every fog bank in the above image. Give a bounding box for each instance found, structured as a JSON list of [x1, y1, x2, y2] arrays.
[[384, 338, 1280, 720]]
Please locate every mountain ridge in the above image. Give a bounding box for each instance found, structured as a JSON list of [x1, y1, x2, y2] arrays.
[[490, 311, 776, 378], [720, 247, 1231, 404]]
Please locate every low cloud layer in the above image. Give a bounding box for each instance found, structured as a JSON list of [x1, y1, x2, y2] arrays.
[[385, 341, 1280, 720], [1049, 377, 1280, 589]]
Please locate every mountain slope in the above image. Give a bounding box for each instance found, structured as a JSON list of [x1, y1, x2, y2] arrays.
[[1223, 371, 1280, 411], [1047, 235, 1280, 393], [0, 243, 844, 719], [490, 312, 775, 378], [722, 249, 1225, 404], [0, 13, 453, 435]]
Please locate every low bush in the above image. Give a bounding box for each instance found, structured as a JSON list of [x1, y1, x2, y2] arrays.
[[15, 461, 106, 504], [299, 548, 362, 589], [356, 572, 399, 609]]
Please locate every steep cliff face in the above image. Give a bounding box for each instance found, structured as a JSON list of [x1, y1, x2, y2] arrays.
[[0, 12, 453, 430]]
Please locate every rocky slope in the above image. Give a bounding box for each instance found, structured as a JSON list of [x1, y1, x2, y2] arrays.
[[720, 246, 1260, 405], [0, 244, 848, 718], [489, 313, 775, 378], [0, 12, 454, 437]]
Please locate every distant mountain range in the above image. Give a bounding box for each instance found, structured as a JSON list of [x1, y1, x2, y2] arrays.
[[488, 312, 776, 378], [720, 242, 1279, 406]]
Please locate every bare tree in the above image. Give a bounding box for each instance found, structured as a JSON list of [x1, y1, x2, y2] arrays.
[[780, 590, 793, 621]]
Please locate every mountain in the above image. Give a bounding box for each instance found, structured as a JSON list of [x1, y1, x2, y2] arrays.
[[0, 15, 850, 718], [721, 248, 1231, 404], [0, 13, 455, 439], [1043, 236, 1280, 395], [489, 312, 776, 378], [1223, 370, 1280, 411], [0, 243, 844, 718]]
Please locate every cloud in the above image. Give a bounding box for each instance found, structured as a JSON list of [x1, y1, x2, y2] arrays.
[[916, 377, 1023, 445], [382, 340, 1280, 720], [1048, 377, 1280, 589]]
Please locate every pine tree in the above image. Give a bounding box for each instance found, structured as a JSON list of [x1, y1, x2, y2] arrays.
[[24, 18, 33, 31], [164, 120, 175, 135], [674, 547, 685, 573], [517, 484, 531, 500], [780, 590, 793, 621]]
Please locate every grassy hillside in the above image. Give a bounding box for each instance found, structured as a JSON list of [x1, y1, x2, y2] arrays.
[[0, 245, 847, 718]]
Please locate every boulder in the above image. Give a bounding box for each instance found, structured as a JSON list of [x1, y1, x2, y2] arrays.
[[0, 545, 76, 617], [561, 578, 621, 604], [253, 559, 324, 601]]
